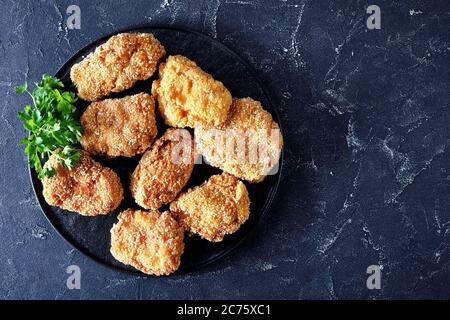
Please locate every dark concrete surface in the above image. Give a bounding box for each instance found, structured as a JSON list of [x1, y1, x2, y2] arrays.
[[0, 0, 449, 299]]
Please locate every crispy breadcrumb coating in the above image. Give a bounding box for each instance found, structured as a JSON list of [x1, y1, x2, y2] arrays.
[[42, 151, 123, 216], [130, 128, 195, 210], [80, 93, 157, 158], [170, 173, 250, 242], [110, 209, 184, 275], [195, 98, 283, 183], [151, 55, 232, 128], [71, 33, 166, 101]]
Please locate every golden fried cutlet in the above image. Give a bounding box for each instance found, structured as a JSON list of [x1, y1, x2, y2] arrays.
[[80, 93, 157, 158], [42, 151, 123, 216], [71, 33, 166, 101], [130, 128, 195, 210], [110, 209, 184, 276], [151, 55, 232, 128], [170, 173, 250, 242], [195, 98, 283, 183]]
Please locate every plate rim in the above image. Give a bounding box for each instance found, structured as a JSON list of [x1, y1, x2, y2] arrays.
[[29, 24, 285, 277]]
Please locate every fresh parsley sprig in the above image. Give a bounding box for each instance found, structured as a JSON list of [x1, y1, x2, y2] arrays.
[[16, 74, 83, 179]]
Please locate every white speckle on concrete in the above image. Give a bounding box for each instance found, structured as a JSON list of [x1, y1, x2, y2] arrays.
[[409, 9, 423, 16], [31, 225, 50, 240]]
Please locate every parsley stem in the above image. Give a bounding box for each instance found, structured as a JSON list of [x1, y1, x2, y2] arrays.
[[26, 90, 37, 110]]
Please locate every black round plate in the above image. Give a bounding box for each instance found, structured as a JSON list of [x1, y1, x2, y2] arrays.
[[30, 26, 284, 275]]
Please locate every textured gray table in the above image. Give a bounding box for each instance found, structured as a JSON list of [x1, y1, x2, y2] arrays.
[[1, 0, 449, 299]]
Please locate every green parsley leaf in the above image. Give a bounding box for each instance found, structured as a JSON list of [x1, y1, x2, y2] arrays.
[[17, 74, 82, 179], [15, 83, 28, 94]]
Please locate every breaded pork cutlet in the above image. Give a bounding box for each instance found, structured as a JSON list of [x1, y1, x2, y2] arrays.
[[71, 33, 165, 101], [110, 208, 184, 276], [152, 55, 232, 128], [170, 173, 250, 242], [195, 98, 283, 183], [42, 151, 123, 216], [80, 93, 157, 158], [130, 128, 195, 210]]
